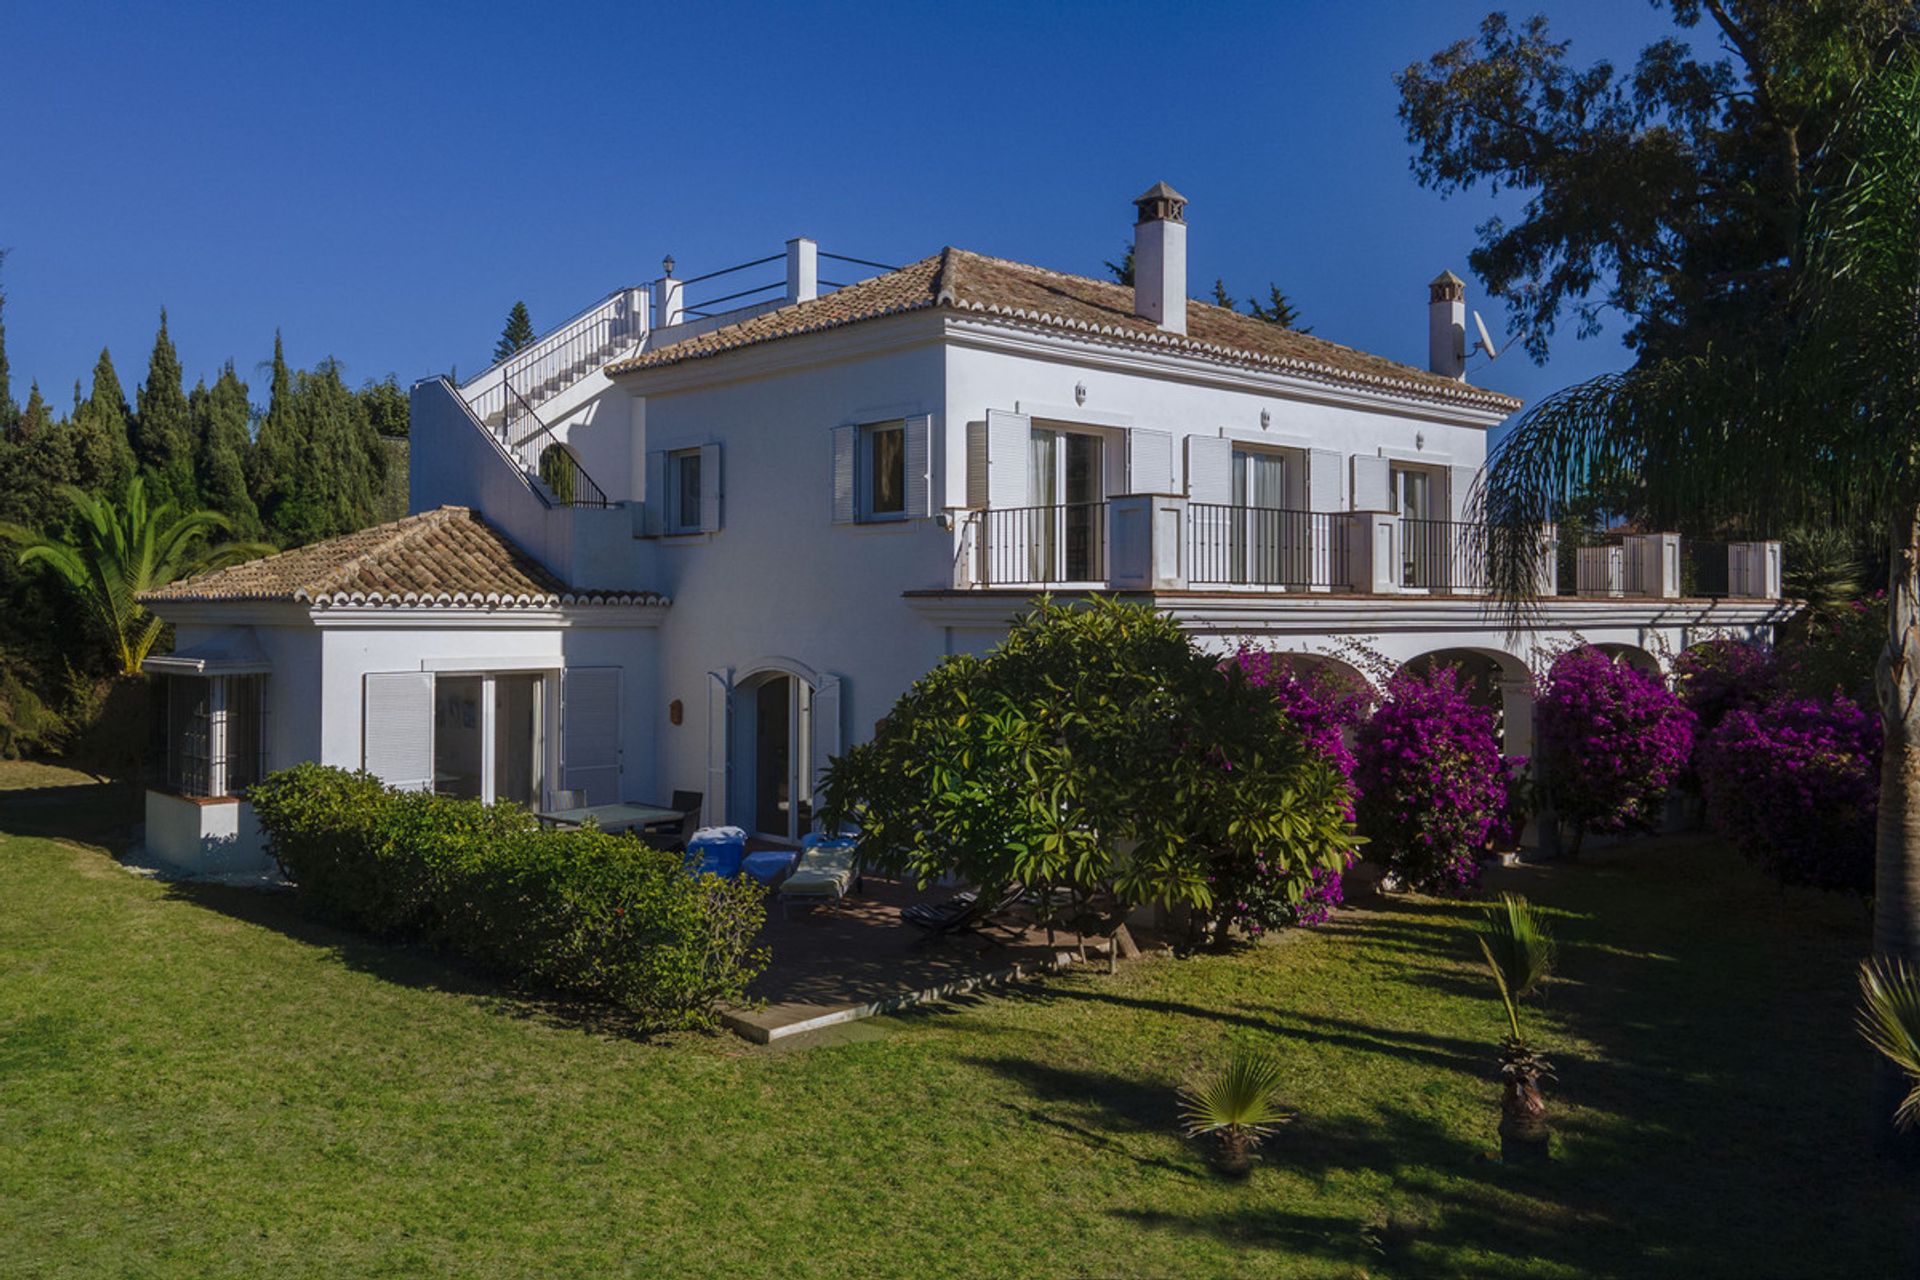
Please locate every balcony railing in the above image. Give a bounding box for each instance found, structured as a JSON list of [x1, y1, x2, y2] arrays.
[[956, 498, 1783, 601], [1188, 504, 1347, 589], [971, 502, 1108, 586]]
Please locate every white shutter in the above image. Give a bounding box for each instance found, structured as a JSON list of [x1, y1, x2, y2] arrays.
[[363, 672, 433, 791], [965, 421, 988, 509], [1308, 448, 1343, 512], [1449, 464, 1480, 524], [562, 667, 622, 805], [984, 409, 1032, 509], [1351, 455, 1391, 511], [809, 673, 842, 815], [1126, 428, 1175, 495], [1184, 434, 1232, 505], [643, 450, 666, 535], [705, 670, 731, 829], [697, 443, 721, 533], [831, 425, 857, 523], [904, 414, 933, 518]]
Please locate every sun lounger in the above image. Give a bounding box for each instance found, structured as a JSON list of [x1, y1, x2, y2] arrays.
[[776, 838, 860, 914], [909, 883, 1028, 942]]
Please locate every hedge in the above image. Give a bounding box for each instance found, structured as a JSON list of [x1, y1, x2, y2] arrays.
[[250, 764, 768, 1030]]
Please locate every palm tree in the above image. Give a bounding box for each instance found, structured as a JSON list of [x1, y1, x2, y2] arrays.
[[1177, 1046, 1293, 1178], [1, 477, 272, 675], [1475, 893, 1556, 1162], [1859, 957, 1920, 1129], [1474, 47, 1920, 1134]]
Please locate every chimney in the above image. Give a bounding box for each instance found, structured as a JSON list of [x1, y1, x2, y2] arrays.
[[1132, 182, 1188, 335], [786, 237, 818, 304], [1428, 270, 1466, 380]]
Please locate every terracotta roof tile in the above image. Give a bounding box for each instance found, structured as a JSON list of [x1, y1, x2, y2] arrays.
[[609, 248, 1521, 413], [140, 506, 666, 610]]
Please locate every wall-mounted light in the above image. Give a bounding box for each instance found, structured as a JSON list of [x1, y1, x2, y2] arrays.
[[1260, 407, 1271, 430], [1074, 381, 1087, 406], [662, 254, 677, 279], [668, 698, 683, 726], [1415, 431, 1427, 451]]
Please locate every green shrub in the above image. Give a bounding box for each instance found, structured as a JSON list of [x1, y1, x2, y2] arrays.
[[250, 764, 768, 1031]]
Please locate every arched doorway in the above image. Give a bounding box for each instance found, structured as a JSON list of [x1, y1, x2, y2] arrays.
[[733, 671, 814, 841], [1400, 647, 1533, 756], [1594, 643, 1663, 677]]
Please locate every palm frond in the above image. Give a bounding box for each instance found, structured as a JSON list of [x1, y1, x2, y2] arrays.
[[1178, 1047, 1294, 1144], [1475, 893, 1555, 1041], [1858, 957, 1920, 1129]]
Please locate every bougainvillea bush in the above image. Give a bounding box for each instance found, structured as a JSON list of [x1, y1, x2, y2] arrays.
[[1353, 665, 1506, 892], [1535, 646, 1695, 853], [1235, 651, 1371, 925], [1698, 694, 1881, 894], [1672, 639, 1782, 738]]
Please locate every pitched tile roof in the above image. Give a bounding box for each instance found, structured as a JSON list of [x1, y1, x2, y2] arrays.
[[140, 506, 666, 610], [609, 248, 1521, 413]]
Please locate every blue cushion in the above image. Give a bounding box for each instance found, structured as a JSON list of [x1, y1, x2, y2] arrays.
[[742, 849, 800, 885], [683, 838, 744, 878]]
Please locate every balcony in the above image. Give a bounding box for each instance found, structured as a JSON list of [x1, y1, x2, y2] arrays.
[[956, 497, 1784, 601]]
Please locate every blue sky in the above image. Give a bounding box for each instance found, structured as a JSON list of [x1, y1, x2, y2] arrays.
[[0, 1, 1697, 421]]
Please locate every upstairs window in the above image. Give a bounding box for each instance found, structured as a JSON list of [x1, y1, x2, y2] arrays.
[[865, 422, 905, 519], [670, 449, 703, 532]]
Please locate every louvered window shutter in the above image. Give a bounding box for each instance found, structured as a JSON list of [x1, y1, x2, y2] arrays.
[[697, 443, 722, 533], [643, 451, 666, 535], [1351, 455, 1391, 511], [831, 425, 857, 523], [904, 415, 933, 518], [1308, 449, 1343, 512], [705, 671, 732, 828], [562, 667, 621, 805], [966, 421, 988, 509], [1126, 429, 1175, 494], [1184, 434, 1233, 505], [984, 409, 1032, 508], [809, 674, 842, 819], [363, 673, 434, 790], [1449, 465, 1480, 523]]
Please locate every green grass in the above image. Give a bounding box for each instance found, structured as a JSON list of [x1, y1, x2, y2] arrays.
[[1, 761, 1913, 1278]]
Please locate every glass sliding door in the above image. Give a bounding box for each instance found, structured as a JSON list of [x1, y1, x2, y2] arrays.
[[1231, 448, 1289, 584], [1394, 466, 1437, 586], [492, 674, 544, 809], [751, 674, 815, 840], [1026, 426, 1104, 582], [434, 676, 484, 800]]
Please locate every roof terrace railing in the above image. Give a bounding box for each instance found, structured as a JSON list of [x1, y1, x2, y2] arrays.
[[464, 286, 648, 425]]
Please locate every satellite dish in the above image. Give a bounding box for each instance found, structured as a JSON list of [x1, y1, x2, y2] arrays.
[[1472, 310, 1500, 360]]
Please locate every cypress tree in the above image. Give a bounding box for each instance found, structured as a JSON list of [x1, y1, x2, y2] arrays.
[[247, 331, 295, 519], [72, 348, 135, 496], [494, 302, 535, 361], [0, 251, 17, 436], [357, 374, 409, 438], [191, 364, 262, 541], [254, 351, 386, 547], [132, 309, 196, 508]]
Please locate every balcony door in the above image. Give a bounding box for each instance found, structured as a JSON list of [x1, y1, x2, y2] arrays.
[[1028, 427, 1104, 582], [1231, 448, 1291, 584], [1392, 465, 1440, 587]]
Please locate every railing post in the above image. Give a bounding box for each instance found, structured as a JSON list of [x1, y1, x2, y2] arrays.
[[786, 238, 818, 304], [1339, 512, 1399, 593], [1107, 495, 1187, 591], [657, 273, 685, 328], [1536, 524, 1559, 596]]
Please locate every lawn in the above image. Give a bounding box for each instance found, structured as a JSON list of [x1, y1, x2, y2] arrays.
[[1, 761, 1913, 1278]]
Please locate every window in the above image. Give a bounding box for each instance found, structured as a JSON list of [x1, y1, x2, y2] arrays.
[[865, 422, 905, 518], [669, 449, 702, 532], [433, 672, 547, 806], [164, 674, 265, 798]]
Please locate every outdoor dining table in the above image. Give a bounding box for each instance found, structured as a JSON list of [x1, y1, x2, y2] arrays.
[[535, 802, 683, 834]]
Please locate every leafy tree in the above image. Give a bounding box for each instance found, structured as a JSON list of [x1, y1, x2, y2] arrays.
[[0, 476, 269, 675], [190, 365, 262, 540], [1474, 49, 1920, 1137], [494, 302, 536, 362], [821, 599, 1355, 958], [1398, 3, 1919, 364], [72, 347, 135, 497], [358, 374, 409, 438], [132, 310, 196, 510]]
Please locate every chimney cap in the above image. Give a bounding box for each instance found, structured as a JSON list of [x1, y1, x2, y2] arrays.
[[1429, 270, 1465, 303], [1134, 181, 1188, 225]]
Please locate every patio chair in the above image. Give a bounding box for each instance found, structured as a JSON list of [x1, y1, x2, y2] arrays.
[[776, 837, 861, 917], [643, 790, 705, 852], [909, 882, 1029, 944]]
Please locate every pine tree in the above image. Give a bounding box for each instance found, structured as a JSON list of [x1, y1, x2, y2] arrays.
[[0, 250, 17, 437], [72, 348, 135, 496], [132, 309, 196, 509], [191, 364, 262, 541], [1247, 285, 1309, 332], [494, 302, 535, 362], [1104, 244, 1135, 287], [1211, 278, 1236, 309]]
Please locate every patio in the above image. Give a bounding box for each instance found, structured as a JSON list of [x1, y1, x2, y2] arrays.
[[724, 875, 1082, 1043]]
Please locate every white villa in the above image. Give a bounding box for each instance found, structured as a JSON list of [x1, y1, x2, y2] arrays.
[[139, 183, 1789, 872]]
